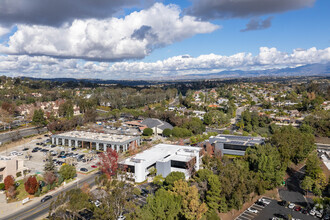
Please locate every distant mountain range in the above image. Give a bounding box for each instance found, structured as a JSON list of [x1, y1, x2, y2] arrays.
[[25, 63, 330, 85], [163, 63, 330, 80]]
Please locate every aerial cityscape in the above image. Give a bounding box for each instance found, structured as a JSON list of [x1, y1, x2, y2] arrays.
[[0, 0, 329, 220]]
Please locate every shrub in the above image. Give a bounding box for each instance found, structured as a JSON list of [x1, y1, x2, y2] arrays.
[[143, 128, 153, 136], [16, 171, 22, 178], [162, 128, 172, 137], [0, 183, 5, 190]]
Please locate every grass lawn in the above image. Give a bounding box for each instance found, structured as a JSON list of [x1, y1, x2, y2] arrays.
[[15, 175, 45, 201]]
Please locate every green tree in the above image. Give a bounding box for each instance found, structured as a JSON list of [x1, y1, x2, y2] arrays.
[[44, 154, 56, 172], [301, 176, 314, 196], [162, 128, 172, 137], [153, 175, 165, 187], [206, 174, 222, 211], [32, 109, 47, 126], [138, 188, 181, 219], [58, 101, 74, 119], [164, 172, 185, 188], [59, 165, 76, 180], [305, 153, 323, 180], [143, 128, 153, 136]]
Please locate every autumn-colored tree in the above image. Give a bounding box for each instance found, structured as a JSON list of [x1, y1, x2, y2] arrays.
[[81, 182, 90, 195], [7, 185, 16, 199], [128, 141, 139, 156], [171, 179, 208, 220], [205, 142, 214, 157], [98, 148, 118, 179], [4, 175, 15, 190], [24, 176, 39, 195], [43, 171, 57, 185]]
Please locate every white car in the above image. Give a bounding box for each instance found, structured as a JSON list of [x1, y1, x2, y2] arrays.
[[259, 198, 271, 205], [94, 200, 101, 207], [288, 203, 295, 209], [247, 207, 259, 214], [309, 209, 316, 216]]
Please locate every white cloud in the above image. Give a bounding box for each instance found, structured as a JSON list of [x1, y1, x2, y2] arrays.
[[1, 47, 329, 79], [0, 3, 219, 61], [0, 26, 10, 36]]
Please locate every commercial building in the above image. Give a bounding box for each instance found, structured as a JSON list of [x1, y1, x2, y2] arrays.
[[51, 131, 140, 153], [0, 156, 26, 182], [209, 134, 265, 156], [120, 144, 201, 182]]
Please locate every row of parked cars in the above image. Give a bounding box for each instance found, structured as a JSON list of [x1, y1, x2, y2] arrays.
[[278, 200, 329, 219]]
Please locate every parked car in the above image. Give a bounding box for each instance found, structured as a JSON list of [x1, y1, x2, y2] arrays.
[[51, 145, 56, 148], [288, 203, 295, 209], [41, 195, 53, 203], [294, 206, 302, 212], [247, 207, 258, 214], [309, 209, 316, 216], [80, 168, 88, 172], [258, 198, 271, 205], [91, 165, 98, 168], [32, 149, 38, 153], [256, 201, 266, 206], [301, 209, 308, 214], [278, 200, 287, 206], [22, 147, 29, 151]]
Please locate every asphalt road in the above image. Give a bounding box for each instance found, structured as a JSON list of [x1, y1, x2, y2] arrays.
[[2, 173, 98, 220], [0, 127, 47, 145]]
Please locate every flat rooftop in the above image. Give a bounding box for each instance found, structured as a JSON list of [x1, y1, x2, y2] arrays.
[[210, 134, 264, 146], [121, 144, 201, 167], [52, 131, 139, 143]]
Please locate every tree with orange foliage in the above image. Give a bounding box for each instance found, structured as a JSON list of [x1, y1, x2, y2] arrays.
[[128, 140, 139, 156], [98, 148, 118, 179], [24, 176, 39, 195], [4, 175, 15, 190], [205, 142, 214, 157]]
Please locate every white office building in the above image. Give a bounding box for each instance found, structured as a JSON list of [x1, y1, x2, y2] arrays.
[[120, 144, 201, 182]]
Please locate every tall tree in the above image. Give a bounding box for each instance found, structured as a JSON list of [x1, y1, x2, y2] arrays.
[[98, 148, 118, 179], [24, 176, 39, 195]]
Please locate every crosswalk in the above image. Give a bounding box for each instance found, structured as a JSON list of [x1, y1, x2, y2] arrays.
[[235, 197, 271, 220]]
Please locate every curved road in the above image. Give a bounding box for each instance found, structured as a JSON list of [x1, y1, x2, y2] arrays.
[[2, 173, 98, 220]]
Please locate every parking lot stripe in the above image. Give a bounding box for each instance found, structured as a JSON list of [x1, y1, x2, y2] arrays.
[[242, 212, 255, 217], [238, 215, 251, 220], [251, 205, 263, 210]]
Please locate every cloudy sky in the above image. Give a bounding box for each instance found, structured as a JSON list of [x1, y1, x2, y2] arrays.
[[0, 0, 329, 79]]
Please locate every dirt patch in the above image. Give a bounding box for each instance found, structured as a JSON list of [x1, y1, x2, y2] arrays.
[[315, 137, 330, 145], [218, 188, 280, 220]]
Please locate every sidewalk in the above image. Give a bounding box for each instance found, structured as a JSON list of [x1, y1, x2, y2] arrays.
[[0, 178, 79, 219]]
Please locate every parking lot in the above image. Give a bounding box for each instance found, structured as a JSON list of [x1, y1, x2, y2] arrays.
[[236, 197, 322, 220], [0, 135, 100, 176]]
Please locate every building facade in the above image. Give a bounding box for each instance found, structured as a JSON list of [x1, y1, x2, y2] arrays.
[[120, 144, 201, 182], [51, 131, 141, 153]]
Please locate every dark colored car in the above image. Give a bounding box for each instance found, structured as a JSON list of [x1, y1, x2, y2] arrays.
[[32, 148, 38, 153], [41, 195, 53, 203], [256, 201, 266, 206], [302, 209, 308, 214], [278, 200, 287, 206], [80, 168, 88, 172], [51, 145, 56, 148], [22, 147, 29, 151], [274, 213, 288, 220]]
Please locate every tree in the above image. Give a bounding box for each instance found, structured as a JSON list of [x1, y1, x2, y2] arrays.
[[32, 109, 47, 126], [24, 176, 39, 195], [44, 154, 56, 172], [59, 165, 76, 180], [301, 176, 314, 196], [153, 175, 165, 187], [4, 175, 15, 190], [137, 188, 181, 219], [171, 179, 208, 220], [44, 171, 57, 186], [58, 101, 74, 119], [206, 174, 222, 211], [164, 171, 185, 187], [305, 153, 323, 180], [143, 128, 153, 136], [98, 148, 118, 179], [162, 128, 172, 137]]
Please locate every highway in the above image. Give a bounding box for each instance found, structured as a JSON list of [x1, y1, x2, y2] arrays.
[[2, 173, 98, 220]]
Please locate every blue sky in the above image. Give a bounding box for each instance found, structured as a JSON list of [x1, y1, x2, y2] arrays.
[[0, 0, 329, 79]]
